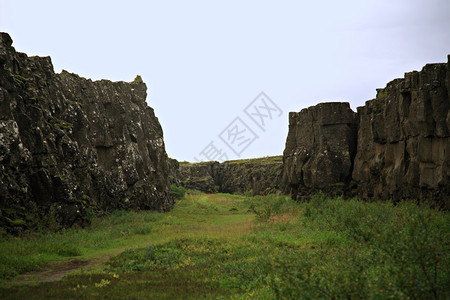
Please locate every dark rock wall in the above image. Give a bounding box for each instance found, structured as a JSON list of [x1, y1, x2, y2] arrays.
[[168, 158, 181, 186], [282, 56, 449, 207], [0, 33, 173, 232], [282, 103, 358, 200], [178, 161, 222, 193], [353, 58, 449, 206], [220, 158, 283, 195], [173, 157, 283, 195]]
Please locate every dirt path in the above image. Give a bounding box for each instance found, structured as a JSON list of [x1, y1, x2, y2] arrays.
[[11, 255, 111, 284]]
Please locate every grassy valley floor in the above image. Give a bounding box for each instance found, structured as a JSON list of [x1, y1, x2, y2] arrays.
[[0, 192, 448, 299]]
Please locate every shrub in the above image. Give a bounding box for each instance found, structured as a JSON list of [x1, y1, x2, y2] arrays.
[[247, 194, 293, 221], [108, 243, 185, 272], [133, 75, 143, 83], [170, 185, 186, 199], [296, 193, 450, 299]]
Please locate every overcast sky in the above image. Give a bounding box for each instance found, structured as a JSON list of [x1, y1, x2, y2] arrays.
[[1, 0, 449, 162]]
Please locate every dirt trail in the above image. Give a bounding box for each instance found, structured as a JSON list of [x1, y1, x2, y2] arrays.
[[11, 255, 111, 284]]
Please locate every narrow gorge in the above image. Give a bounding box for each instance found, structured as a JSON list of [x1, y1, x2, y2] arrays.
[[1, 31, 448, 234]]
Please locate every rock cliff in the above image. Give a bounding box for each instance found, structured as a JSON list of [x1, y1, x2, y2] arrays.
[[282, 56, 449, 207], [172, 157, 283, 195], [178, 161, 222, 193], [220, 157, 284, 195], [282, 103, 358, 200], [0, 33, 174, 233], [353, 58, 449, 206], [168, 158, 181, 186]]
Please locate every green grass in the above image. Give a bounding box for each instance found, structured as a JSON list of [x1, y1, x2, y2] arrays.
[[0, 210, 164, 279], [0, 192, 448, 299], [170, 184, 186, 199], [224, 155, 283, 164]]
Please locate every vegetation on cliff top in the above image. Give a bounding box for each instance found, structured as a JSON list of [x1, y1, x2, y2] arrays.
[[224, 155, 282, 164], [0, 192, 448, 299], [178, 155, 282, 165]]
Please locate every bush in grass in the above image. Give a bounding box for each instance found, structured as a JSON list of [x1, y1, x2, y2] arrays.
[[131, 223, 152, 235], [247, 194, 293, 221], [293, 193, 450, 299], [108, 243, 185, 272], [373, 204, 450, 298], [244, 189, 253, 197], [170, 184, 186, 199], [0, 254, 43, 279], [109, 210, 135, 224]]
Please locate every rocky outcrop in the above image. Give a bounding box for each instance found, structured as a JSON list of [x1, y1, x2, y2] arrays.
[[282, 56, 449, 207], [172, 157, 283, 195], [282, 103, 358, 200], [220, 157, 284, 195], [178, 161, 222, 193], [352, 58, 449, 206], [168, 158, 181, 186], [0, 32, 174, 233]]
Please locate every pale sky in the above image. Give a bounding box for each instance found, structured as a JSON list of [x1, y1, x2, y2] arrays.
[[1, 0, 449, 162]]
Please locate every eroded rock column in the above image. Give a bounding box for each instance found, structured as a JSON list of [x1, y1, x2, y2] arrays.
[[282, 102, 358, 200]]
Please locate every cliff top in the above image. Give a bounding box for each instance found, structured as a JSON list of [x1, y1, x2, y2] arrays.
[[177, 155, 282, 166]]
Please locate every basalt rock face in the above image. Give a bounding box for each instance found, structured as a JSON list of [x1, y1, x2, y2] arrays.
[[220, 158, 284, 195], [352, 58, 450, 206], [0, 33, 174, 232], [172, 157, 283, 195], [282, 103, 358, 200], [168, 158, 181, 186], [178, 161, 222, 193], [282, 57, 450, 207]]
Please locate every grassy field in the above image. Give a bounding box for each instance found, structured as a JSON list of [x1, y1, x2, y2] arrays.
[[0, 191, 448, 299]]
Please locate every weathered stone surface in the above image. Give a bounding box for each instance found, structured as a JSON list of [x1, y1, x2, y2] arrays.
[[171, 156, 283, 195], [352, 57, 450, 206], [220, 157, 283, 195], [178, 161, 222, 193], [282, 57, 449, 207], [282, 103, 358, 199], [0, 32, 174, 232], [168, 158, 181, 186]]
